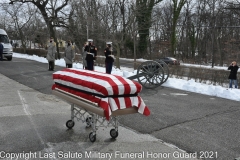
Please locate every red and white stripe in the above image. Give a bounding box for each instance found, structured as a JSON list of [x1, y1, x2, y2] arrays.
[[52, 68, 150, 120]]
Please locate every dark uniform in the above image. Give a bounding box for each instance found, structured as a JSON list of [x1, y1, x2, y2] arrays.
[[0, 42, 3, 60], [104, 43, 114, 74], [84, 40, 97, 70]]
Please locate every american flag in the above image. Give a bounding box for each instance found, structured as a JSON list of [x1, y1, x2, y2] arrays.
[[52, 68, 150, 120]]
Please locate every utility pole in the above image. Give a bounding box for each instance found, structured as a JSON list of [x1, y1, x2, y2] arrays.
[[86, 25, 88, 41], [133, 18, 137, 70], [211, 0, 216, 68]]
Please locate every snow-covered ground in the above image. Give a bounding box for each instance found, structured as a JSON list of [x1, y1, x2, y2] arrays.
[[13, 53, 240, 102]]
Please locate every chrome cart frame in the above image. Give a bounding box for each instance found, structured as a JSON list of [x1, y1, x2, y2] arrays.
[[52, 89, 138, 142]]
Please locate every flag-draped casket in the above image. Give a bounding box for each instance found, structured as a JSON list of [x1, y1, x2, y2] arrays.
[[52, 68, 150, 120]]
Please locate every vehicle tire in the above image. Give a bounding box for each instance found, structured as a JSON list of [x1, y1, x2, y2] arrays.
[[110, 129, 118, 139], [66, 120, 75, 129], [7, 57, 12, 61], [89, 132, 96, 142]]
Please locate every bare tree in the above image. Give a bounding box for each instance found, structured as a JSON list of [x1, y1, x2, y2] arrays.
[[170, 0, 187, 56], [9, 0, 71, 58], [2, 0, 239, 65], [135, 0, 163, 58], [2, 2, 37, 53]]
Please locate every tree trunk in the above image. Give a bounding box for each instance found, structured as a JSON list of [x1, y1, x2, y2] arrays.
[[136, 0, 162, 58], [116, 43, 121, 69], [170, 0, 187, 56]]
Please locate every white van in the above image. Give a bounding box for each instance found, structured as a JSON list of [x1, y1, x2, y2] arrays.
[[0, 29, 13, 61]]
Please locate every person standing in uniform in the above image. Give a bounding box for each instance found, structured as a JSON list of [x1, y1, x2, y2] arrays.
[[0, 41, 3, 61], [82, 42, 88, 69], [104, 42, 114, 74], [84, 39, 97, 71], [228, 61, 239, 89], [46, 37, 56, 71], [64, 40, 75, 68]]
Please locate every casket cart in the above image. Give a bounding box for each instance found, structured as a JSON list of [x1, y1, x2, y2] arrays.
[[52, 68, 150, 142]]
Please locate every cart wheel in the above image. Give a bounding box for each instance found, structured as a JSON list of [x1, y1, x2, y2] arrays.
[[156, 60, 169, 84], [86, 117, 92, 127], [110, 129, 118, 139], [137, 61, 165, 89], [89, 132, 96, 142], [66, 120, 75, 129]]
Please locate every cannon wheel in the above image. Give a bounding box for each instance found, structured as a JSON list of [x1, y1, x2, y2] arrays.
[[157, 60, 169, 83], [137, 61, 165, 89]]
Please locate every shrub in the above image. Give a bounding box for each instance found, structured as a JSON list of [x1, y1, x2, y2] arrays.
[[13, 48, 47, 57]]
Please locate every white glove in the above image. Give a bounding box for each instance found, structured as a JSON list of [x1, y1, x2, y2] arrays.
[[109, 55, 115, 58]]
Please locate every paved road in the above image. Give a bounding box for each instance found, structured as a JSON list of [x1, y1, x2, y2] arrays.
[[1, 68, 191, 160], [0, 58, 240, 160]]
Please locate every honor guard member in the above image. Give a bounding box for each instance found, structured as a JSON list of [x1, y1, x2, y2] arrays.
[[104, 42, 114, 74], [64, 40, 75, 68], [84, 39, 97, 70], [46, 37, 56, 71]]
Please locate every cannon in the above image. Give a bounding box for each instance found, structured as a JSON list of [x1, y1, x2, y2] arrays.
[[128, 60, 169, 89]]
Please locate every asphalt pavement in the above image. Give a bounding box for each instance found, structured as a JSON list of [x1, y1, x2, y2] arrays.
[[0, 59, 199, 160], [1, 57, 240, 160]]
